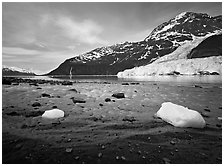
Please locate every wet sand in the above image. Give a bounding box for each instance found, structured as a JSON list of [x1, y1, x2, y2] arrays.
[[2, 77, 222, 164]]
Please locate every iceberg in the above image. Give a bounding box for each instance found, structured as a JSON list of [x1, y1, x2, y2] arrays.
[[156, 102, 206, 128], [42, 109, 64, 119]]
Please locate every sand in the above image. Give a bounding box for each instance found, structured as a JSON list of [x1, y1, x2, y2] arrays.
[[2, 77, 222, 164]]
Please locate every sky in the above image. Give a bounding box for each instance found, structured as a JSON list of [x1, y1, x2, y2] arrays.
[[2, 2, 222, 74]]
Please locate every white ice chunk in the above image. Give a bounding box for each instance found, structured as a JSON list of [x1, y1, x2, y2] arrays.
[[42, 109, 64, 119], [156, 102, 206, 128]]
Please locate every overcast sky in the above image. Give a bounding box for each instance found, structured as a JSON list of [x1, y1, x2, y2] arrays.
[[2, 2, 222, 74]]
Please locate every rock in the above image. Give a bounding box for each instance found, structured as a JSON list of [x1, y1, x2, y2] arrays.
[[147, 137, 151, 140], [74, 156, 80, 160], [36, 87, 42, 89], [210, 72, 219, 75], [68, 88, 78, 92], [201, 112, 210, 118], [101, 145, 105, 149], [6, 111, 20, 116], [130, 82, 140, 85], [41, 93, 51, 97], [194, 85, 203, 88], [99, 103, 103, 106], [162, 157, 171, 164], [121, 156, 126, 161], [170, 140, 176, 145], [204, 108, 211, 112], [116, 156, 120, 160], [62, 81, 73, 85], [32, 102, 41, 107], [67, 138, 72, 142], [112, 93, 125, 99], [12, 83, 19, 85], [2, 79, 12, 85], [70, 97, 86, 104], [29, 83, 38, 86], [105, 98, 111, 102], [122, 83, 129, 85], [156, 102, 206, 128], [98, 152, 103, 158], [42, 109, 64, 119], [52, 105, 58, 109], [65, 147, 73, 153], [122, 116, 136, 123], [218, 117, 222, 120]]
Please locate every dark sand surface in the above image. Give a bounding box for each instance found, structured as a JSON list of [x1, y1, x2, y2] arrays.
[[2, 77, 222, 164]]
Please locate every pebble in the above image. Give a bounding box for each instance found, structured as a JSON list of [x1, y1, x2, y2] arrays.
[[74, 156, 80, 160], [121, 156, 126, 160], [65, 148, 73, 153], [204, 108, 211, 112], [162, 157, 171, 164], [98, 152, 103, 158], [170, 140, 176, 145], [32, 102, 41, 107]]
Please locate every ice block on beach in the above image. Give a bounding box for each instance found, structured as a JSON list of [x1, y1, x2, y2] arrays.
[[156, 102, 206, 128], [42, 109, 64, 119]]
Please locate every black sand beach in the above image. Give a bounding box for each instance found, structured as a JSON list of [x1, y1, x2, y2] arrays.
[[2, 77, 222, 164]]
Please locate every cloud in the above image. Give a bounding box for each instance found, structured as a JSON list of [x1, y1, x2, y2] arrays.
[[40, 14, 108, 45], [2, 47, 40, 55]]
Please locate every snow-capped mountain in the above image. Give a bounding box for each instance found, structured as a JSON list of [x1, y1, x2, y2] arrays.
[[47, 12, 222, 75], [2, 66, 36, 76]]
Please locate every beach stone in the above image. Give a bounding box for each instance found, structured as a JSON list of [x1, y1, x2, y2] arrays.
[[163, 157, 171, 164], [32, 102, 41, 107], [122, 116, 136, 123], [105, 98, 111, 102], [70, 97, 86, 104], [112, 93, 125, 99], [68, 88, 78, 93], [98, 152, 103, 158], [41, 93, 51, 97], [204, 108, 211, 112], [65, 148, 73, 153], [62, 81, 73, 85], [122, 83, 129, 85]]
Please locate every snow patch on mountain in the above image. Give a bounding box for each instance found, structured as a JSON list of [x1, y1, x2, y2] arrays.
[[2, 65, 35, 74]]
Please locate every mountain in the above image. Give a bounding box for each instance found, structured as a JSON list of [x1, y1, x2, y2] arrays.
[[2, 66, 36, 76], [47, 12, 222, 75], [117, 33, 222, 77]]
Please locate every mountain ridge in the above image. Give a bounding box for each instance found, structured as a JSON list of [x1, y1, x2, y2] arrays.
[[47, 12, 222, 76]]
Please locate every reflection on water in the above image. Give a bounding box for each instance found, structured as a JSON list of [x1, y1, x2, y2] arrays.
[[13, 75, 222, 84]]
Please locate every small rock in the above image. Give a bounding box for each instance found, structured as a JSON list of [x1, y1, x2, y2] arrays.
[[122, 83, 129, 85], [15, 143, 23, 149], [175, 149, 178, 152], [121, 156, 126, 160], [147, 136, 151, 140], [52, 105, 58, 109], [98, 152, 103, 158], [142, 156, 146, 159], [112, 93, 125, 99], [201, 112, 209, 118], [116, 156, 120, 160], [65, 148, 73, 153], [12, 83, 19, 86], [137, 150, 142, 155], [99, 103, 103, 106], [105, 98, 111, 102], [170, 140, 176, 145], [68, 88, 78, 92], [74, 156, 80, 160], [163, 157, 171, 164], [29, 83, 38, 86], [36, 87, 42, 89], [41, 93, 51, 97], [218, 117, 222, 120], [70, 97, 86, 104], [62, 81, 73, 85], [194, 85, 202, 88], [101, 145, 105, 149], [204, 108, 211, 112], [67, 138, 72, 142], [32, 102, 41, 107]]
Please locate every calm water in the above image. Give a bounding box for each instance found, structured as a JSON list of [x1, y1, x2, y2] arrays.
[[15, 75, 222, 85]]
